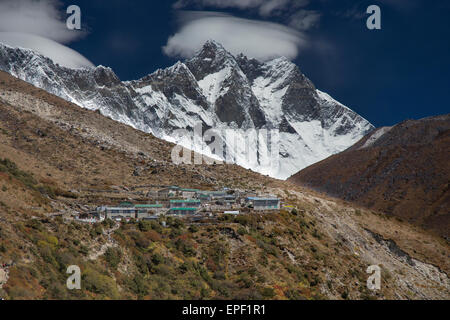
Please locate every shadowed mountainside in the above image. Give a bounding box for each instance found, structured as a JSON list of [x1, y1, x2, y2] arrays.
[[289, 115, 450, 239]]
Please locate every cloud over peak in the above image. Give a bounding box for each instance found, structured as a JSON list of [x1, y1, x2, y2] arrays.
[[0, 32, 94, 69], [163, 11, 307, 61], [0, 1, 93, 69]]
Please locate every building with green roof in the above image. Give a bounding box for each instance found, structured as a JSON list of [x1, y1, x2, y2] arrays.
[[180, 188, 200, 192], [135, 204, 163, 208]]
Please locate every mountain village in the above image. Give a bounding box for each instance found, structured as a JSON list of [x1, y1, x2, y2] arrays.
[[74, 185, 284, 225]]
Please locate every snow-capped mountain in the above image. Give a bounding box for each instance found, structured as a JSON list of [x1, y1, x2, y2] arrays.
[[0, 40, 374, 179]]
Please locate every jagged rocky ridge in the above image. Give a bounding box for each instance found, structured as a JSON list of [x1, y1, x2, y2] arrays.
[[0, 40, 374, 179]]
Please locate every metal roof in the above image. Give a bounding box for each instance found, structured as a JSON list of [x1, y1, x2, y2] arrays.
[[135, 204, 163, 208], [246, 197, 280, 201], [170, 199, 201, 203], [169, 207, 198, 211]]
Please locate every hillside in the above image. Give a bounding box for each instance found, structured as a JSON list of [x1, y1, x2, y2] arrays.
[[289, 115, 450, 239], [0, 71, 449, 300]]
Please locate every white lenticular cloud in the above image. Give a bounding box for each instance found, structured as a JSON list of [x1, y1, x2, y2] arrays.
[[0, 0, 92, 69], [163, 11, 306, 61], [173, 0, 310, 17], [0, 32, 94, 69], [0, 0, 85, 44]]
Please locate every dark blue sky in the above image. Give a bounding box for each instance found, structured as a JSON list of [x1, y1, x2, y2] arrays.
[[63, 0, 450, 127]]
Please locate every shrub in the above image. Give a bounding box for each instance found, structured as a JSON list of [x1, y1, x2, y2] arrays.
[[179, 262, 190, 274], [175, 238, 196, 257], [238, 274, 252, 288], [135, 236, 150, 249], [46, 236, 59, 247], [237, 227, 247, 236], [151, 253, 164, 265], [102, 219, 115, 228], [188, 225, 199, 233], [285, 289, 304, 300], [150, 221, 163, 233], [144, 230, 162, 242], [26, 219, 43, 231], [260, 287, 276, 299], [79, 245, 89, 255], [134, 254, 148, 274], [213, 271, 226, 280], [234, 215, 251, 226], [138, 220, 152, 232], [38, 243, 59, 268], [256, 240, 278, 257], [47, 282, 68, 299], [83, 268, 118, 298], [91, 224, 103, 237], [171, 218, 185, 229], [104, 247, 122, 270], [37, 185, 56, 199], [154, 264, 172, 277], [128, 274, 148, 298]]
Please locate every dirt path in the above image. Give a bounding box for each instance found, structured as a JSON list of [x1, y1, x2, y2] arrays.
[[87, 223, 120, 261]]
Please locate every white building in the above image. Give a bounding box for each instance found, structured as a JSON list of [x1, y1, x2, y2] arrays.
[[246, 197, 280, 211]]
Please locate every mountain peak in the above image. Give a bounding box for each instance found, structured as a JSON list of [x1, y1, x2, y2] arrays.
[[186, 41, 239, 81], [191, 40, 235, 63], [203, 39, 226, 51]]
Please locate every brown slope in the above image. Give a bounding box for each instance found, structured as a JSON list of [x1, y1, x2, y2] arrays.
[[288, 115, 450, 239]]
